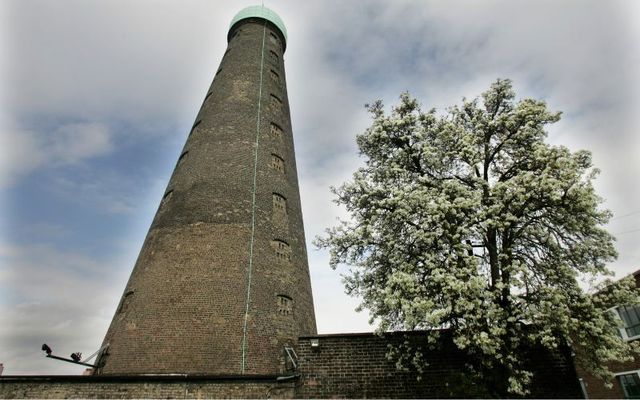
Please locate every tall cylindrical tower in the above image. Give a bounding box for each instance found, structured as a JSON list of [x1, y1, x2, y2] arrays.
[[96, 6, 316, 375]]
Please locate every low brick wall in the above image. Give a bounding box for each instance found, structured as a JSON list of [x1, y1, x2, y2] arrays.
[[296, 331, 583, 398], [0, 331, 585, 398], [0, 375, 295, 399]]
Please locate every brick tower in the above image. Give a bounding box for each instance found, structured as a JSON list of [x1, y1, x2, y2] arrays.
[[96, 5, 316, 375]]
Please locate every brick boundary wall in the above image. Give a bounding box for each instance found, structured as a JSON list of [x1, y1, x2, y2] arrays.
[[0, 331, 586, 398], [0, 374, 295, 399], [295, 331, 584, 399]]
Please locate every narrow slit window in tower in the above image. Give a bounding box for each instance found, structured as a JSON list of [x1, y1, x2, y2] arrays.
[[190, 120, 202, 136], [177, 151, 189, 167], [269, 69, 280, 83], [117, 290, 135, 314], [270, 122, 283, 139], [269, 32, 280, 47], [273, 193, 287, 214], [271, 240, 291, 262], [277, 295, 293, 315], [270, 94, 282, 112], [161, 190, 174, 207], [269, 50, 279, 64], [270, 154, 285, 174]]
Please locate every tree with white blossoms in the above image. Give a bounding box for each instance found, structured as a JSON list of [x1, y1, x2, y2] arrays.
[[316, 79, 639, 396]]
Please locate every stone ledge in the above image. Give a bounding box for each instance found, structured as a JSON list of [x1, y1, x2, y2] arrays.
[[0, 374, 288, 383]]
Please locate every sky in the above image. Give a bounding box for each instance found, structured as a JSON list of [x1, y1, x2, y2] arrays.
[[1, 0, 639, 375]]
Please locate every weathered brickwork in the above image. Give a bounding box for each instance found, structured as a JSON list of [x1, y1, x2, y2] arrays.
[[574, 272, 640, 398], [96, 15, 316, 376], [576, 356, 636, 398], [296, 332, 583, 399], [0, 375, 295, 399], [0, 331, 584, 398]]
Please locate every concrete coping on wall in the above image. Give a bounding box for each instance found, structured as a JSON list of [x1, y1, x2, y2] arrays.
[[298, 329, 449, 340], [0, 374, 290, 383]]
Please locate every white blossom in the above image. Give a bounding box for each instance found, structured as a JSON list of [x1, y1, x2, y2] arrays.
[[316, 79, 640, 396]]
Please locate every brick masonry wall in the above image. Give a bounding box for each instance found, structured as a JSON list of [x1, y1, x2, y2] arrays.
[[571, 272, 640, 398], [573, 273, 640, 398], [97, 17, 316, 376], [575, 360, 630, 399], [0, 375, 294, 399], [295, 332, 584, 399], [0, 331, 584, 399]]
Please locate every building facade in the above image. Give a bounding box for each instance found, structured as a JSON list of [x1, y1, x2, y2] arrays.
[[95, 5, 316, 376], [576, 270, 640, 399]]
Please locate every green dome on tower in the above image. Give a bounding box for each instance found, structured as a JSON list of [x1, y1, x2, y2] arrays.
[[229, 5, 287, 43]]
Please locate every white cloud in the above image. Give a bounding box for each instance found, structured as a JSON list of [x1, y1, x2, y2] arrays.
[[0, 117, 113, 188], [4, 0, 228, 125], [0, 115, 48, 188], [49, 123, 113, 165]]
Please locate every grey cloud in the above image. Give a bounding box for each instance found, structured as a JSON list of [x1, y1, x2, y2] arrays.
[[0, 243, 128, 375], [5, 0, 226, 124]]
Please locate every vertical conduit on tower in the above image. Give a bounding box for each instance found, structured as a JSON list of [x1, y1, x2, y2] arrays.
[[95, 5, 317, 376], [241, 12, 268, 374]]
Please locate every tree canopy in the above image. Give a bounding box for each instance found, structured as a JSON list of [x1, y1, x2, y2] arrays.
[[317, 79, 639, 395]]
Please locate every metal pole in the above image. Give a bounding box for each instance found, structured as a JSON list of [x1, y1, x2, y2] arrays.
[[46, 354, 96, 368]]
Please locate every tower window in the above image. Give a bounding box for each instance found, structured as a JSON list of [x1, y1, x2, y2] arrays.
[[161, 190, 174, 206], [117, 290, 135, 314], [270, 94, 282, 112], [177, 151, 189, 167], [273, 193, 287, 214], [277, 295, 293, 315], [270, 154, 285, 174], [269, 50, 279, 64], [270, 122, 283, 139], [269, 32, 280, 47], [190, 120, 202, 136], [271, 240, 291, 262], [269, 69, 280, 83]]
